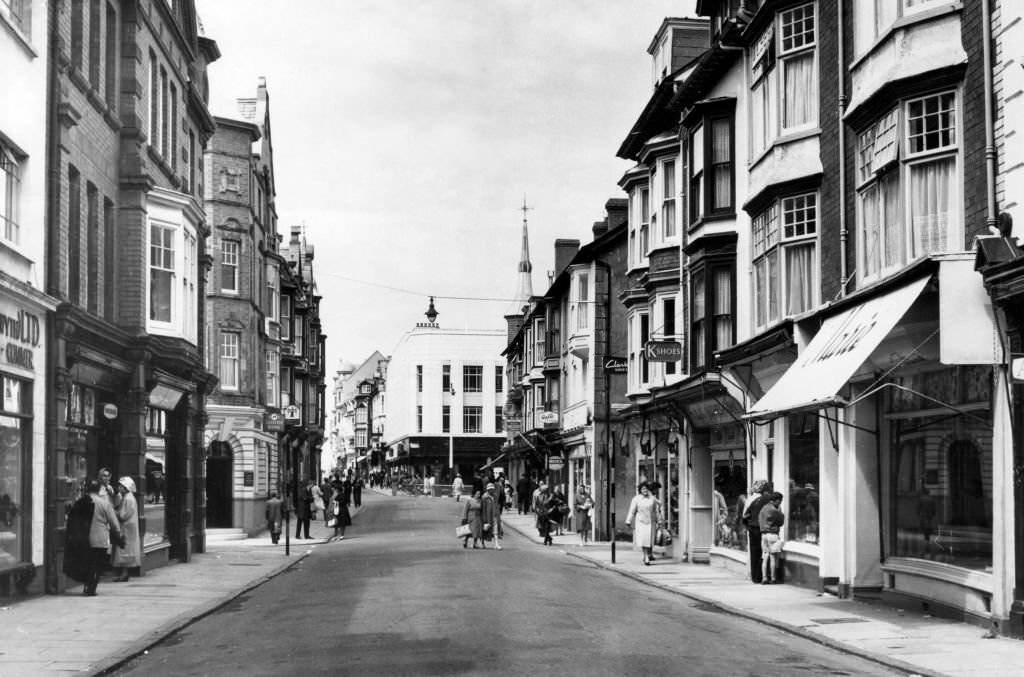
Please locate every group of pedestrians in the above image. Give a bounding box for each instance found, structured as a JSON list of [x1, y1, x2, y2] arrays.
[[458, 482, 505, 549], [741, 479, 785, 584], [264, 472, 363, 544], [63, 467, 143, 596]]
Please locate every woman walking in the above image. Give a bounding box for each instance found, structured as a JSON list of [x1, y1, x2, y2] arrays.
[[111, 477, 141, 581], [575, 484, 594, 545], [625, 482, 662, 565], [460, 490, 485, 549], [329, 481, 351, 541]]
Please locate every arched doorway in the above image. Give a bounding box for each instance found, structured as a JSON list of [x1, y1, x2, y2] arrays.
[[206, 441, 233, 528]]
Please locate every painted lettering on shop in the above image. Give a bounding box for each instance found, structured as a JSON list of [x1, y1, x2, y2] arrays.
[[0, 309, 41, 347], [0, 308, 41, 371], [807, 308, 880, 364]]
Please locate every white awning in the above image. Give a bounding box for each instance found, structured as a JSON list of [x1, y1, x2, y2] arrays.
[[747, 276, 930, 421]]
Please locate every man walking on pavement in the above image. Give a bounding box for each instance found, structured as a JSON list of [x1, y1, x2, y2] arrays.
[[295, 480, 313, 539]]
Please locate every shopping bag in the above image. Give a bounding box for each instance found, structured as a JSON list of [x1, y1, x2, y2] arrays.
[[327, 518, 337, 528], [456, 524, 471, 538]]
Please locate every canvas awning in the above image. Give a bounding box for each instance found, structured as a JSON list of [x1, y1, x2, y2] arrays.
[[746, 276, 930, 421]]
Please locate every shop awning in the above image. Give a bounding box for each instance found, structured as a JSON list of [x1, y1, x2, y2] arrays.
[[747, 276, 930, 421], [480, 452, 507, 470]]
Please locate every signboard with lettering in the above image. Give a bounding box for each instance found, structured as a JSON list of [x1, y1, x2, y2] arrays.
[[0, 304, 41, 373], [243, 471, 254, 487], [548, 457, 565, 469], [644, 341, 682, 362], [540, 411, 558, 429], [264, 412, 285, 432], [283, 405, 301, 423], [603, 357, 628, 373]]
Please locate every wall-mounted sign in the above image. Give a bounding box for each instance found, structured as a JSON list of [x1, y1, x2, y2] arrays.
[[604, 357, 628, 373], [283, 405, 301, 422], [547, 456, 565, 469], [540, 411, 559, 429], [264, 412, 284, 432], [243, 471, 254, 487], [644, 341, 682, 362], [102, 403, 118, 419], [0, 306, 42, 371]]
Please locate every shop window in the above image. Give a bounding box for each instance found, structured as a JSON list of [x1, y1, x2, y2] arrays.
[[787, 413, 819, 544], [713, 454, 748, 552], [416, 365, 423, 393], [0, 375, 29, 568]]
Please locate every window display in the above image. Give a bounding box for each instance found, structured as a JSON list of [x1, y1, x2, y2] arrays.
[[0, 375, 28, 567], [890, 366, 992, 570], [787, 413, 819, 544], [712, 452, 747, 551]]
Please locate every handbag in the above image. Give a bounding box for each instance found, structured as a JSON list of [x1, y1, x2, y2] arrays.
[[656, 527, 672, 547], [327, 517, 337, 528], [456, 524, 471, 538]]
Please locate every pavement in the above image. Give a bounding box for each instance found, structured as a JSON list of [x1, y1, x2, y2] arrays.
[[2, 490, 1024, 676]]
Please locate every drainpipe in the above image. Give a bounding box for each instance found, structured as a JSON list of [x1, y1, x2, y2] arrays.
[[982, 0, 997, 230], [837, 0, 849, 295]]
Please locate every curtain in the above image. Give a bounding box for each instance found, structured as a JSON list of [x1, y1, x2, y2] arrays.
[[882, 171, 904, 268], [909, 157, 954, 257], [783, 52, 815, 129], [712, 119, 731, 210], [713, 268, 733, 349], [785, 243, 815, 316]]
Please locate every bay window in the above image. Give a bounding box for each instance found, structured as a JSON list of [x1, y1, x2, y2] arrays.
[[149, 223, 174, 323], [687, 105, 735, 224], [856, 91, 960, 283], [750, 3, 817, 156], [639, 187, 650, 260], [752, 192, 819, 331], [691, 263, 735, 370], [265, 350, 278, 407], [661, 158, 677, 239], [855, 0, 949, 56]]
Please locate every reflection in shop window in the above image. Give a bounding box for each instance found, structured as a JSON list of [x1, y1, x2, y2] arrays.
[[890, 367, 992, 570], [144, 407, 168, 547], [0, 375, 28, 568], [787, 413, 819, 544], [713, 453, 748, 552]]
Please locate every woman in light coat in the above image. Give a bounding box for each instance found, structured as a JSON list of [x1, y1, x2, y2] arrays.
[[461, 491, 484, 548], [625, 482, 662, 566], [112, 476, 142, 581], [84, 479, 123, 595]]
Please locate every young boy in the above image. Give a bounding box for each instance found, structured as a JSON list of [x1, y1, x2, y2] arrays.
[[758, 492, 785, 584]]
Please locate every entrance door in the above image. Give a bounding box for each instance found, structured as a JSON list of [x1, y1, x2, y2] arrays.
[[205, 442, 233, 528]]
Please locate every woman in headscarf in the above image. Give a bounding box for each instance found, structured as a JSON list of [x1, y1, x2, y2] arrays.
[[460, 490, 485, 549], [112, 476, 142, 581]]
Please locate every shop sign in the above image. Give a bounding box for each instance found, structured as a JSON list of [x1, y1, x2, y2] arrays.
[[264, 412, 284, 432], [505, 417, 521, 434], [644, 341, 682, 362], [604, 357, 628, 373], [0, 306, 42, 371], [102, 403, 118, 419], [243, 471, 254, 487], [283, 405, 301, 423], [540, 411, 559, 429], [548, 456, 565, 469]]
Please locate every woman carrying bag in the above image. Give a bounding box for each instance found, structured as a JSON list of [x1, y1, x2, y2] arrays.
[[625, 481, 662, 566]]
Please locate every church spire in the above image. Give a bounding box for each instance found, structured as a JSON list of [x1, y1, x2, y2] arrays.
[[506, 196, 534, 316]]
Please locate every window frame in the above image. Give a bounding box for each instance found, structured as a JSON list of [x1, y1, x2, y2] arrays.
[[752, 191, 820, 332], [220, 331, 240, 391], [690, 260, 736, 371], [463, 405, 483, 434], [660, 156, 678, 240], [855, 90, 962, 284], [463, 365, 483, 393], [1, 142, 22, 247], [220, 239, 239, 293], [749, 2, 818, 156]]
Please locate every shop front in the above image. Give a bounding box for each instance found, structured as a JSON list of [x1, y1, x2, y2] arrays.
[[47, 307, 213, 592], [747, 258, 1008, 624], [0, 285, 53, 595]]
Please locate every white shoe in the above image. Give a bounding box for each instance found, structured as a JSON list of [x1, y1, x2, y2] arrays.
[[496, 544, 503, 550]]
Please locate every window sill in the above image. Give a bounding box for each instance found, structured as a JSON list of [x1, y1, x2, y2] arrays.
[[849, 2, 963, 72]]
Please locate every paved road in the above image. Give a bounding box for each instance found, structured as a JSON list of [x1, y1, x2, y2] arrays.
[[112, 492, 900, 676]]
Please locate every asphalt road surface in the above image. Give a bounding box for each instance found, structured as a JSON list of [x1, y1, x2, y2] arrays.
[[113, 492, 901, 677]]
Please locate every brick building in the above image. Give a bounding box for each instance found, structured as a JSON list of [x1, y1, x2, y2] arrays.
[[45, 0, 219, 589], [202, 78, 284, 535]]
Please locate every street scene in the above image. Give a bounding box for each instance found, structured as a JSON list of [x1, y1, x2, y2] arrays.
[[4, 0, 1024, 675]]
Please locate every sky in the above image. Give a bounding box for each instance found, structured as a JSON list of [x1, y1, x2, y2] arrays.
[[198, 0, 698, 372]]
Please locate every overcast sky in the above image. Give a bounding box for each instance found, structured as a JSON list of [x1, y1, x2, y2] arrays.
[[198, 0, 698, 371]]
